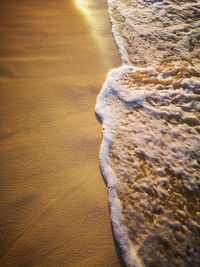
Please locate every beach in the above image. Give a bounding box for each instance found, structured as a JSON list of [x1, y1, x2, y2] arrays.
[[0, 0, 121, 266]]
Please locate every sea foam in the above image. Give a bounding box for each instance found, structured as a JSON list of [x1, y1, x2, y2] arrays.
[[96, 0, 200, 266]]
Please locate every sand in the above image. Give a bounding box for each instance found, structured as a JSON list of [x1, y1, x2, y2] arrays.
[[0, 0, 121, 266]]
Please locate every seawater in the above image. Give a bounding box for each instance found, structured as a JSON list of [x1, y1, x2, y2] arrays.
[[96, 0, 200, 266]]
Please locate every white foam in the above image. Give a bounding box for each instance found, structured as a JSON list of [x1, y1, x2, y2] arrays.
[[96, 0, 200, 266], [108, 0, 200, 68]]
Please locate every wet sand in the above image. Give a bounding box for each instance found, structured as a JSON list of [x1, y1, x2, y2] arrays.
[[0, 0, 121, 266]]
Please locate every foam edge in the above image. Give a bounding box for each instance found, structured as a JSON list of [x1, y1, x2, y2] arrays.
[[95, 70, 144, 267]]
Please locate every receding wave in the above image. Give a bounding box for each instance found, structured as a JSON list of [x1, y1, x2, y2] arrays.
[[96, 0, 200, 266]]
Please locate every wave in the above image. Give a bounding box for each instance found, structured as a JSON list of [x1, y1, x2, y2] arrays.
[[96, 0, 200, 266]]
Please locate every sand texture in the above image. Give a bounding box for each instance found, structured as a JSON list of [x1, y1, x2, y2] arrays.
[[0, 0, 121, 266]]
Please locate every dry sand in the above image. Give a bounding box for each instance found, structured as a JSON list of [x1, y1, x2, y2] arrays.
[[0, 0, 121, 266]]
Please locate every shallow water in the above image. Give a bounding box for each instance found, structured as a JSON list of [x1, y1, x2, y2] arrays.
[[96, 0, 200, 266]]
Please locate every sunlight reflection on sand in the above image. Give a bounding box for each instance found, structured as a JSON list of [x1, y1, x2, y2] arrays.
[[74, 0, 119, 67]]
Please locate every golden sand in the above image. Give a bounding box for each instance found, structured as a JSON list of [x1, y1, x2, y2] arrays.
[[0, 0, 121, 266]]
